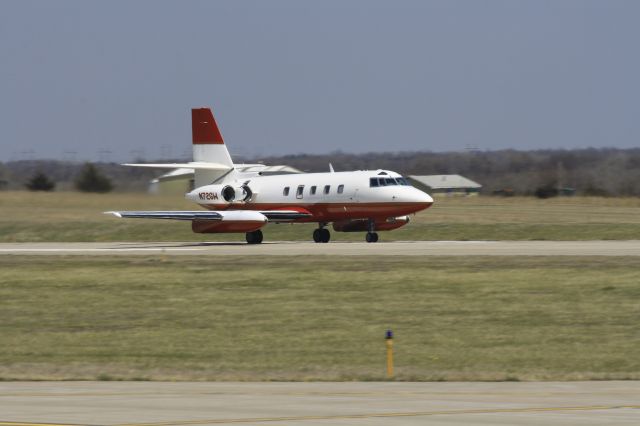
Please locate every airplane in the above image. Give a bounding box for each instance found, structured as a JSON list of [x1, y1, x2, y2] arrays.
[[106, 107, 434, 244]]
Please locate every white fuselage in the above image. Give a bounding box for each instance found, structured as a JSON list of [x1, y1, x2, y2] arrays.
[[186, 169, 433, 222]]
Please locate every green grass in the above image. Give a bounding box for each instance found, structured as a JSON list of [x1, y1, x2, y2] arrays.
[[1, 255, 639, 381], [1, 191, 640, 242]]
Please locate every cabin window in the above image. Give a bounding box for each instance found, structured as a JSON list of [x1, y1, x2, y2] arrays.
[[283, 187, 290, 196], [337, 184, 344, 194], [296, 185, 304, 199], [310, 186, 317, 195], [370, 178, 379, 187], [324, 185, 331, 194]]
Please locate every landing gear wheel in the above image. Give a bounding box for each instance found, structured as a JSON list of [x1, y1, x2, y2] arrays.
[[313, 227, 331, 243], [246, 230, 263, 244], [366, 232, 379, 243]]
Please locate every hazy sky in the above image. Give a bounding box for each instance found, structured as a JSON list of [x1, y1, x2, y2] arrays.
[[1, 0, 639, 161]]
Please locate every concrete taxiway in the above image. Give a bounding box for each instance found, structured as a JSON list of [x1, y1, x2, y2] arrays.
[[0, 240, 639, 256], [1, 381, 639, 425]]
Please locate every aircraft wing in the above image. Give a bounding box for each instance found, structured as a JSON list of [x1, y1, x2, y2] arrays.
[[260, 210, 312, 221], [105, 209, 312, 222], [105, 211, 224, 220]]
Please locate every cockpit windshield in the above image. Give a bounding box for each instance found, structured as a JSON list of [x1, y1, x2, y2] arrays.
[[369, 176, 411, 187]]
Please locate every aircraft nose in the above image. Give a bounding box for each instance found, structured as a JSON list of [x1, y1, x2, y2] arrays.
[[418, 190, 433, 204], [408, 188, 434, 210]]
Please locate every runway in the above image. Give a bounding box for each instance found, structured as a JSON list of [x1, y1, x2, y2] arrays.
[[0, 240, 639, 256], [1, 381, 638, 425]]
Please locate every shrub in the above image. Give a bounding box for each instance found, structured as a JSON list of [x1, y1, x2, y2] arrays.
[[534, 186, 558, 199], [75, 163, 113, 193], [25, 172, 55, 191]]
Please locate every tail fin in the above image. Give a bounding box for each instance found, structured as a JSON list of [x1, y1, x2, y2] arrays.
[[192, 108, 224, 145], [122, 107, 235, 189], [191, 108, 234, 186]]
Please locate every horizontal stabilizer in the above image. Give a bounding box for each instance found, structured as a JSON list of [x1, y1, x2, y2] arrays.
[[122, 162, 232, 170]]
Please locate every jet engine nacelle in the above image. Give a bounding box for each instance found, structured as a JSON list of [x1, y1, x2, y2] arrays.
[[332, 216, 410, 232], [221, 185, 253, 203], [187, 184, 253, 204]]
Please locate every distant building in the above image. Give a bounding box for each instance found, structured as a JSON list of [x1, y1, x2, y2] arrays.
[[408, 174, 482, 196], [149, 165, 303, 194]]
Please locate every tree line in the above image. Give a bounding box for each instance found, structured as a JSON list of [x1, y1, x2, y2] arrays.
[[255, 148, 640, 196], [5, 163, 116, 193], [1, 148, 639, 196]]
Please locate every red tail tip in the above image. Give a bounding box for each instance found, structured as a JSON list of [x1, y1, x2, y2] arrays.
[[192, 108, 224, 144]]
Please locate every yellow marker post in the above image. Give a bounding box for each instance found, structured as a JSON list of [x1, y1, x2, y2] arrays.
[[385, 329, 394, 378]]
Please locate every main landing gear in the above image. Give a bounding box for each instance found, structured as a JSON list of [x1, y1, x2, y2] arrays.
[[313, 225, 330, 243], [246, 229, 263, 244], [366, 218, 379, 243]]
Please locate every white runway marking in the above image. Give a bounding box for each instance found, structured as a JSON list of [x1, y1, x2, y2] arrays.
[[0, 248, 202, 252]]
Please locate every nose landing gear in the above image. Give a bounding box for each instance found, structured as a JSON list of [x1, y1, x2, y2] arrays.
[[366, 218, 379, 243], [313, 224, 330, 243]]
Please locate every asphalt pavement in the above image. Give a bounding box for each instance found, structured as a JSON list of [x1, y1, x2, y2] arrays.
[[1, 381, 639, 425], [0, 240, 639, 256]]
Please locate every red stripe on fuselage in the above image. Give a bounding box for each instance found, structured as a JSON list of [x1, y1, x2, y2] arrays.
[[197, 202, 433, 222]]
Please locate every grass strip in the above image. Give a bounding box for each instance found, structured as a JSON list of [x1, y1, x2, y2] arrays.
[[1, 255, 638, 381]]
